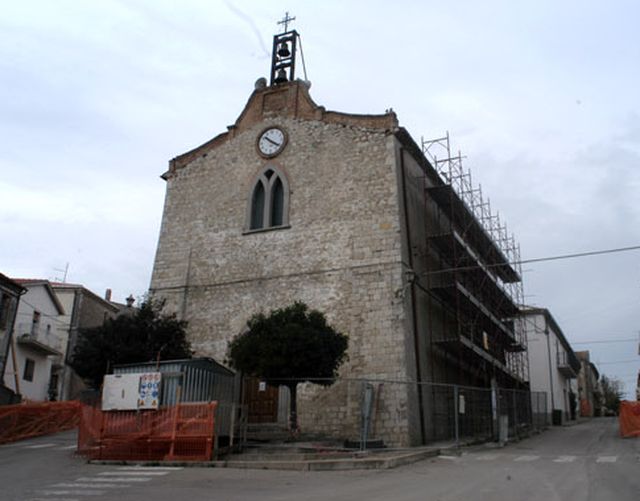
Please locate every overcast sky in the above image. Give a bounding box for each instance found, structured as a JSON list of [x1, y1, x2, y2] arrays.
[[1, 1, 638, 397]]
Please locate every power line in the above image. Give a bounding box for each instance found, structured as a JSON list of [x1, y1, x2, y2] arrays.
[[520, 245, 640, 265], [597, 360, 639, 365], [572, 338, 637, 345], [16, 298, 70, 327], [420, 244, 640, 277]]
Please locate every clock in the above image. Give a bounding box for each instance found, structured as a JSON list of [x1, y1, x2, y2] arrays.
[[257, 127, 287, 157]]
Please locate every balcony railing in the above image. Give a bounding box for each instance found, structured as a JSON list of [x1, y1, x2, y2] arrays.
[[15, 322, 64, 354], [557, 351, 577, 378]]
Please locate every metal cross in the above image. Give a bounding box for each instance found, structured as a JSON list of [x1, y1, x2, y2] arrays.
[[277, 12, 296, 32]]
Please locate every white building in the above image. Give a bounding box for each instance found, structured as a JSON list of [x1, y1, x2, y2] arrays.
[[3, 280, 66, 401], [521, 307, 580, 425]]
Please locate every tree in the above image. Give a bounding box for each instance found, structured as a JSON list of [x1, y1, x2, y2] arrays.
[[227, 302, 348, 433], [70, 299, 192, 389], [600, 374, 625, 415]]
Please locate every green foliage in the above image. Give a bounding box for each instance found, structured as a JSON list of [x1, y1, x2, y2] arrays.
[[70, 299, 192, 389], [227, 302, 348, 432], [227, 302, 348, 386], [600, 374, 625, 414]]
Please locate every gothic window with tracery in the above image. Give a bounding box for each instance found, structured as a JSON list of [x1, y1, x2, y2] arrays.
[[247, 167, 289, 231]]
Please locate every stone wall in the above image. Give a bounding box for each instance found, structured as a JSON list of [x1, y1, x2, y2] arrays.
[[150, 88, 417, 445]]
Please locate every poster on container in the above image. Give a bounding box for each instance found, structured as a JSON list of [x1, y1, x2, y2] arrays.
[[137, 372, 162, 409], [102, 374, 142, 411]]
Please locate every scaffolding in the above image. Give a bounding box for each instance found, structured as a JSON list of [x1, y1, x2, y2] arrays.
[[420, 132, 529, 385]]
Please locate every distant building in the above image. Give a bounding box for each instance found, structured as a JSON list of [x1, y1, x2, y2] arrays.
[[3, 279, 65, 401], [50, 282, 120, 400], [1, 279, 122, 402], [521, 307, 580, 424], [0, 273, 25, 404], [575, 351, 602, 417]]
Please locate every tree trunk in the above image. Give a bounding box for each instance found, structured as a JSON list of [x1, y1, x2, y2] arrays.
[[288, 383, 298, 434]]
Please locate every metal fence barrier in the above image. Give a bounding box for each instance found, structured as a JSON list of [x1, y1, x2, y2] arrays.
[[363, 381, 548, 448], [284, 378, 548, 450]]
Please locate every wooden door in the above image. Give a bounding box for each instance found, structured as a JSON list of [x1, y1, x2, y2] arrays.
[[244, 378, 279, 423]]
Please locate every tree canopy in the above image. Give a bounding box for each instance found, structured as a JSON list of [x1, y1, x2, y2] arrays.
[[227, 302, 348, 431], [600, 374, 625, 414], [70, 299, 192, 389]]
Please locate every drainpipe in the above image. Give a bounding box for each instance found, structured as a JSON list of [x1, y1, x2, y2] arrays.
[[544, 318, 555, 412]]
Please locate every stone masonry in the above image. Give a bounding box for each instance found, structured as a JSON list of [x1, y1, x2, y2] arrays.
[[150, 80, 421, 446]]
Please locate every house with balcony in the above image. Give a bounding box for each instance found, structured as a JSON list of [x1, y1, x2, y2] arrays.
[[2, 279, 65, 401], [521, 307, 580, 424]]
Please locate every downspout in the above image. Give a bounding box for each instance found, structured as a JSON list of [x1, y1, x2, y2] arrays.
[[545, 318, 555, 412], [399, 146, 426, 445], [180, 247, 193, 321]]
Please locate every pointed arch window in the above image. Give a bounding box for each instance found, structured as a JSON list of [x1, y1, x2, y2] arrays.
[[246, 166, 290, 231]]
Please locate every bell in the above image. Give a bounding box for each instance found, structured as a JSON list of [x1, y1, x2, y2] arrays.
[[277, 42, 291, 58], [275, 68, 288, 83]]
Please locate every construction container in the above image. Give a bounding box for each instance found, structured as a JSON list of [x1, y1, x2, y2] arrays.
[[112, 357, 237, 407]]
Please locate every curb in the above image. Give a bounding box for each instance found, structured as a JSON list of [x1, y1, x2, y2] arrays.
[[88, 447, 443, 471]]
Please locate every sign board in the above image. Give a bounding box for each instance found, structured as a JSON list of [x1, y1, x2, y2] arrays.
[[102, 374, 142, 411], [102, 372, 162, 411], [458, 394, 466, 414], [137, 372, 162, 409]]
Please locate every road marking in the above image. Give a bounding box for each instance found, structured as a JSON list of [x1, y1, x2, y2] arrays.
[[514, 455, 539, 462], [37, 490, 105, 496], [3, 440, 44, 447], [53, 482, 128, 489], [475, 454, 499, 461], [76, 476, 152, 483], [117, 466, 184, 471], [28, 498, 80, 501], [596, 456, 617, 463], [553, 455, 576, 463], [438, 455, 459, 461], [59, 444, 77, 450], [99, 470, 170, 476], [24, 443, 56, 449]]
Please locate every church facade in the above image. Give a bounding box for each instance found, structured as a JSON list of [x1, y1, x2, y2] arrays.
[[150, 29, 527, 447]]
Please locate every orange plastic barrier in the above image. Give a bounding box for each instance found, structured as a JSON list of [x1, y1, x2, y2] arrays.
[[77, 402, 217, 461], [580, 399, 592, 417], [0, 401, 81, 444], [619, 400, 640, 438]]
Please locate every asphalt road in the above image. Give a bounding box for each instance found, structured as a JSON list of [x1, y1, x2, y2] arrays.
[[1, 417, 638, 501]]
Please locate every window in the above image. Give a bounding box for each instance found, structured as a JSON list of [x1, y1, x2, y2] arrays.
[[0, 293, 11, 330], [23, 358, 35, 382], [31, 310, 41, 335], [247, 167, 290, 231]]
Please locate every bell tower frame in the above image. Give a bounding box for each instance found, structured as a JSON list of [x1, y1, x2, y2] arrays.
[[270, 12, 298, 85]]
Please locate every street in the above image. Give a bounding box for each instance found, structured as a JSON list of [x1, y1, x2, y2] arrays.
[[1, 417, 638, 501]]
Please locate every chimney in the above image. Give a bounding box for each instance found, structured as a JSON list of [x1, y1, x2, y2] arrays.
[[105, 288, 112, 301], [126, 294, 135, 307]]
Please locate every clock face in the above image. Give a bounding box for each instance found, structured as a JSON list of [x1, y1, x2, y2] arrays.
[[257, 127, 287, 157]]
